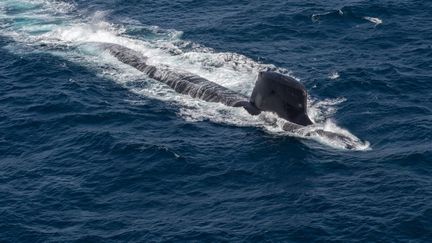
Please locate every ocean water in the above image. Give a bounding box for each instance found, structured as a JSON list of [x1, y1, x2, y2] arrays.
[[0, 0, 431, 241]]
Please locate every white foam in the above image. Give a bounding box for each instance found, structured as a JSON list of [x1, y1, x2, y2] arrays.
[[329, 71, 340, 80], [27, 0, 76, 13], [308, 97, 347, 123], [364, 16, 383, 25], [0, 0, 370, 150]]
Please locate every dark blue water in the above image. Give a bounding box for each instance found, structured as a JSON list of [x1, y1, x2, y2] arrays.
[[1, 0, 431, 241]]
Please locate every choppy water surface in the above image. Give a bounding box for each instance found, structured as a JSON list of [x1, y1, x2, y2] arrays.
[[0, 0, 431, 241]]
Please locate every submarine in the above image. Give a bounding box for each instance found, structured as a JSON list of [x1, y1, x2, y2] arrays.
[[99, 43, 360, 149]]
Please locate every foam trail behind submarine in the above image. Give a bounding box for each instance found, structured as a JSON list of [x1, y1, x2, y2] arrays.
[[102, 43, 260, 115], [100, 43, 362, 149]]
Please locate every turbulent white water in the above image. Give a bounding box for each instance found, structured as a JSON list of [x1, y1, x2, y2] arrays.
[[0, 0, 370, 150], [364, 16, 383, 25]]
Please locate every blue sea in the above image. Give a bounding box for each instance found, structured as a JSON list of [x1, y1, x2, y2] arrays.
[[1, 0, 431, 241]]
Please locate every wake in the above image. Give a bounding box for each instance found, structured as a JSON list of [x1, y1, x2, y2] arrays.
[[0, 0, 370, 150]]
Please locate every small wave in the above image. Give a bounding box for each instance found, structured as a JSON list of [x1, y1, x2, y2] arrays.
[[25, 0, 76, 14], [312, 7, 382, 28], [311, 9, 344, 22], [308, 97, 347, 123], [329, 71, 340, 80], [363, 16, 383, 25]]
